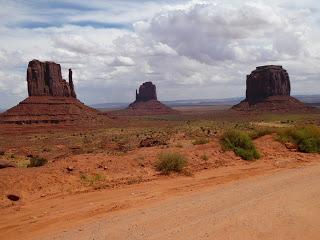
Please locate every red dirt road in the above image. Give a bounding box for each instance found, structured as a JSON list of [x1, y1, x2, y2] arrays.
[[1, 162, 320, 240]]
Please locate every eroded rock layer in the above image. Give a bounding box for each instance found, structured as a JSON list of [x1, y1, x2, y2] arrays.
[[232, 96, 316, 113], [0, 60, 100, 124], [126, 99, 178, 116], [0, 97, 99, 124]]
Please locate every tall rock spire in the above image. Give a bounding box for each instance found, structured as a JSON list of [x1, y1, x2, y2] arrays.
[[69, 69, 76, 98]]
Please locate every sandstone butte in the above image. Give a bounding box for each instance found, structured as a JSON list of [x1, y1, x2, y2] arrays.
[[0, 60, 99, 124], [125, 81, 178, 116], [232, 65, 316, 113]]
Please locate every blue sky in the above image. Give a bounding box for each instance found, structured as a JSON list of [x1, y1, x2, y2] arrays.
[[0, 0, 320, 108]]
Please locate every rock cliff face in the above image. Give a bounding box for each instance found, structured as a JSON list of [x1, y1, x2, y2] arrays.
[[0, 60, 100, 124], [232, 65, 316, 113], [246, 65, 290, 104], [135, 82, 157, 102], [27, 60, 76, 98]]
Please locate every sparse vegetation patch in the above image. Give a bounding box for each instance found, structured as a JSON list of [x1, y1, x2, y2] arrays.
[[192, 138, 209, 145], [277, 125, 320, 153], [27, 156, 48, 167], [156, 152, 187, 174], [80, 173, 105, 186], [221, 129, 260, 160], [249, 128, 273, 139]]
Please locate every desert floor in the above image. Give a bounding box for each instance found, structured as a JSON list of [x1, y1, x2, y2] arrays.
[[0, 108, 319, 239]]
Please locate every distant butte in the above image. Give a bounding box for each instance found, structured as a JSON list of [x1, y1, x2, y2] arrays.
[[0, 60, 100, 124], [112, 81, 177, 116], [232, 65, 316, 113], [135, 81, 158, 102]]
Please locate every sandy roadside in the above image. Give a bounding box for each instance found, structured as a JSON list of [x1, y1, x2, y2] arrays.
[[1, 162, 320, 240]]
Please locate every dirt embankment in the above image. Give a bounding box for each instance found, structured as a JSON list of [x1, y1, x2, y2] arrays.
[[0, 134, 319, 239], [1, 135, 318, 207]]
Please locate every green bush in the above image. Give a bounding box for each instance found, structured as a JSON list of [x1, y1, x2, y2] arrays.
[[278, 125, 320, 153], [249, 128, 273, 139], [156, 152, 187, 174], [192, 138, 209, 145], [221, 129, 260, 160], [27, 156, 48, 167]]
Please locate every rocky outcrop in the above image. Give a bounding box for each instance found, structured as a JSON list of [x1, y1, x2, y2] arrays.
[[111, 82, 178, 116], [0, 60, 101, 124], [0, 96, 100, 124], [232, 65, 316, 113], [135, 82, 157, 102], [246, 65, 290, 104], [27, 60, 76, 98], [232, 95, 316, 113]]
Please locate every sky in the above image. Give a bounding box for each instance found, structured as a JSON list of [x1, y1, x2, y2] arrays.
[[0, 0, 320, 108]]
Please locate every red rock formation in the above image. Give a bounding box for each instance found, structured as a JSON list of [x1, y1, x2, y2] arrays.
[[0, 96, 99, 124], [232, 65, 316, 113], [135, 81, 157, 102], [246, 65, 290, 104], [0, 60, 101, 124], [27, 60, 76, 98], [111, 82, 178, 116], [68, 69, 76, 98], [126, 99, 178, 116], [232, 95, 316, 113]]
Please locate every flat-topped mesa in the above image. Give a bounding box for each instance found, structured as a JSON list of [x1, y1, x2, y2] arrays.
[[232, 65, 317, 113], [135, 81, 157, 102], [27, 59, 76, 98], [246, 65, 290, 104]]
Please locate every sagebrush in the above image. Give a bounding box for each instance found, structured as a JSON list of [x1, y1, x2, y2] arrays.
[[221, 129, 260, 160], [156, 152, 187, 174]]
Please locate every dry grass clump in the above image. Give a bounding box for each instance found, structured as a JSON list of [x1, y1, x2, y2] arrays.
[[155, 152, 187, 175], [192, 138, 209, 145], [80, 173, 105, 186], [221, 129, 260, 160]]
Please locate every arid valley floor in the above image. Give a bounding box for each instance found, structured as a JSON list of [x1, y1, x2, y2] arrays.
[[0, 106, 320, 239]]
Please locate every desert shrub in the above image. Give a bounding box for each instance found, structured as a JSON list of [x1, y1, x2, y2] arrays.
[[27, 156, 48, 167], [249, 128, 273, 139], [221, 129, 260, 160], [156, 152, 187, 174], [277, 125, 320, 153], [80, 173, 105, 186], [192, 138, 209, 145]]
